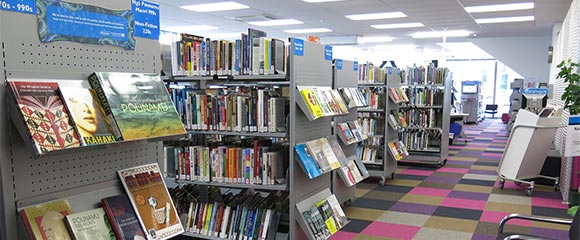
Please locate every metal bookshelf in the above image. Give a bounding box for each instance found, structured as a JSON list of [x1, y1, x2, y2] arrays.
[[165, 178, 287, 191], [189, 130, 287, 138], [0, 2, 167, 239]]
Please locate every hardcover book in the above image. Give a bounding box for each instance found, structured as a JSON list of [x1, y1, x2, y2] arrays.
[[101, 195, 146, 240], [64, 208, 116, 240], [8, 81, 81, 155], [20, 199, 73, 240], [118, 163, 184, 239], [88, 72, 186, 141], [59, 81, 117, 146]]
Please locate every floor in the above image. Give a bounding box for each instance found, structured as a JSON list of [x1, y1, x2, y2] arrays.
[[333, 119, 572, 240]]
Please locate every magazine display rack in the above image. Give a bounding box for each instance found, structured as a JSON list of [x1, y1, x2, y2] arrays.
[[0, 2, 167, 240]]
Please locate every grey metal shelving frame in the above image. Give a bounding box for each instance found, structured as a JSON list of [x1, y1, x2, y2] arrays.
[[0, 2, 167, 240]]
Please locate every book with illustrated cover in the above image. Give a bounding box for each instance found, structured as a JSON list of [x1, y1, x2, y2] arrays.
[[20, 199, 73, 240], [88, 72, 186, 141], [396, 87, 409, 102], [294, 143, 323, 179], [59, 81, 117, 146], [329, 89, 349, 114], [337, 122, 356, 144], [118, 163, 184, 239], [8, 81, 81, 155], [337, 166, 356, 186], [64, 208, 116, 240], [298, 88, 324, 120], [387, 113, 400, 130], [305, 138, 339, 172], [101, 195, 146, 240], [326, 135, 348, 166], [388, 141, 404, 161], [388, 87, 400, 103]]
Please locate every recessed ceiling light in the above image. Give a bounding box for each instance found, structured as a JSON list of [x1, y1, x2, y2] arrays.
[[411, 30, 470, 38], [303, 0, 345, 2], [464, 2, 534, 13], [475, 16, 534, 24], [371, 22, 424, 29], [206, 32, 243, 39], [166, 25, 219, 33], [358, 36, 393, 43], [346, 12, 406, 21], [248, 19, 304, 26], [284, 28, 333, 34], [181, 1, 249, 12]]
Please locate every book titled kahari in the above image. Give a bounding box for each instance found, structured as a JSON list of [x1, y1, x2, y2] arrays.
[[88, 72, 186, 141], [19, 199, 73, 240], [8, 81, 81, 155], [118, 163, 184, 239], [101, 195, 146, 240], [64, 208, 116, 240]]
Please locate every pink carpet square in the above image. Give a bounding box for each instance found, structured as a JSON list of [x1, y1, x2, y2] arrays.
[[482, 152, 503, 158], [361, 222, 420, 239], [400, 169, 433, 176], [437, 167, 469, 174], [449, 145, 464, 149], [409, 187, 451, 197], [480, 211, 531, 226], [441, 198, 487, 210], [532, 197, 569, 209], [330, 231, 357, 240], [494, 180, 526, 190]]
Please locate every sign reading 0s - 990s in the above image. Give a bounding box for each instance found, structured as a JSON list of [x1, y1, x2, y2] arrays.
[[36, 0, 135, 50]]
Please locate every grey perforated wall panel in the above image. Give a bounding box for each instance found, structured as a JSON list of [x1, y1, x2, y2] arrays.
[[288, 39, 333, 239], [0, 1, 162, 239]]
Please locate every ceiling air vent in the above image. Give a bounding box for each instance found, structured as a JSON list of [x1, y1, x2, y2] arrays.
[[230, 14, 278, 23]]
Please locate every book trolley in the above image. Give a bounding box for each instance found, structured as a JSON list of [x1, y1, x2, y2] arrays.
[[0, 1, 175, 239]]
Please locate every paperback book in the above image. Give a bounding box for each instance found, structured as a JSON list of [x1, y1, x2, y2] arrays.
[[118, 163, 184, 239], [88, 72, 186, 141], [20, 199, 73, 240], [8, 81, 81, 155], [101, 195, 146, 240], [64, 208, 116, 240]]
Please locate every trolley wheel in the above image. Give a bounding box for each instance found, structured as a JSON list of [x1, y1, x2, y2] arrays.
[[526, 186, 534, 196], [499, 178, 505, 189], [379, 176, 386, 186], [514, 181, 522, 186], [391, 173, 395, 179], [554, 183, 560, 192]]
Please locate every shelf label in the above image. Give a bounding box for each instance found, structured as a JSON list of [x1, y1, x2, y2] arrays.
[[523, 88, 549, 95], [336, 59, 343, 70], [388, 67, 393, 75], [0, 0, 36, 14], [354, 61, 358, 71], [37, 1, 135, 50], [324, 45, 332, 61], [294, 38, 304, 56], [132, 0, 160, 40], [565, 116, 580, 157]]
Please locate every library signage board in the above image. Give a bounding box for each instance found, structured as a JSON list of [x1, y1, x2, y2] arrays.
[[132, 0, 159, 40], [353, 61, 358, 71], [336, 59, 343, 70], [0, 0, 35, 14], [294, 38, 304, 56], [324, 45, 333, 61], [37, 0, 135, 50]]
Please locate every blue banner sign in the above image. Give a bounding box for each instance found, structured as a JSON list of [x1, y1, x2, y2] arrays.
[[0, 0, 36, 14], [132, 0, 159, 40], [324, 45, 332, 61], [336, 59, 343, 70], [37, 1, 135, 50], [523, 88, 549, 95], [354, 61, 358, 71], [294, 38, 304, 56]]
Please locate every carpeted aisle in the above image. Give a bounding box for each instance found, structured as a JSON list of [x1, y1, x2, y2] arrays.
[[333, 119, 572, 240]]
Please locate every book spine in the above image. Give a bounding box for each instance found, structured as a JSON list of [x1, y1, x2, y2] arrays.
[[88, 73, 123, 141]]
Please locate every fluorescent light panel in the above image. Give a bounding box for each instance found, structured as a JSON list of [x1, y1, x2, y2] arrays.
[[358, 36, 393, 43], [371, 22, 424, 29], [284, 28, 333, 34], [411, 30, 470, 38], [248, 19, 303, 26], [346, 12, 406, 20], [476, 16, 534, 24], [465, 2, 534, 13], [167, 25, 219, 32], [303, 0, 345, 2], [181, 1, 249, 12]]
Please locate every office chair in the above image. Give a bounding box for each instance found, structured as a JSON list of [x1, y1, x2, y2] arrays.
[[497, 209, 578, 240], [485, 104, 499, 119]]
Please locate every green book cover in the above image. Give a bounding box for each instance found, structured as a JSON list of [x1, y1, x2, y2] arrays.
[[64, 208, 116, 240], [88, 72, 186, 141]]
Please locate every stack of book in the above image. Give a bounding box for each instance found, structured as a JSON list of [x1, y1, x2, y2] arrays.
[[399, 128, 442, 151], [336, 120, 368, 145], [296, 189, 348, 240], [294, 136, 348, 179], [358, 88, 385, 110], [402, 63, 448, 85], [388, 87, 409, 104], [336, 158, 370, 187], [338, 88, 367, 108], [399, 108, 442, 128], [357, 63, 385, 84], [387, 140, 409, 161], [403, 86, 444, 107], [297, 86, 349, 121]]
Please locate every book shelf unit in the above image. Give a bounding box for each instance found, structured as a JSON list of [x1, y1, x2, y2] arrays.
[[395, 68, 452, 167], [0, 2, 170, 240]]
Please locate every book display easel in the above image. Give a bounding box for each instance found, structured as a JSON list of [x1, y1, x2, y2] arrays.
[[395, 65, 452, 167], [0, 2, 177, 240]]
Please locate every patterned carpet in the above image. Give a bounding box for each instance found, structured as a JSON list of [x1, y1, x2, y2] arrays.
[[332, 119, 572, 240]]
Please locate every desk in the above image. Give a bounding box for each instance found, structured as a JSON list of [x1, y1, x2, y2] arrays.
[[450, 113, 469, 142]]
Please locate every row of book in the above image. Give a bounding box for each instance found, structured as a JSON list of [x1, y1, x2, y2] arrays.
[[169, 87, 288, 133], [170, 185, 286, 240], [171, 29, 285, 77], [358, 88, 386, 110], [359, 117, 385, 138], [336, 120, 368, 145], [8, 73, 186, 156], [398, 108, 443, 128], [357, 63, 386, 84], [401, 86, 445, 107], [294, 136, 349, 179], [20, 164, 184, 240], [401, 64, 449, 85], [164, 143, 287, 186], [299, 194, 348, 239], [387, 140, 409, 161], [399, 129, 442, 151], [357, 146, 381, 163], [388, 110, 409, 129]]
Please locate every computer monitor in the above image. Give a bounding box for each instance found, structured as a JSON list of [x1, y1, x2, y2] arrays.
[[461, 81, 479, 94], [522, 88, 548, 114]]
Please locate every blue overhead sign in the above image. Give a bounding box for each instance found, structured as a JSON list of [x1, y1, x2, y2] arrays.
[[294, 38, 304, 56], [132, 0, 160, 40], [0, 0, 36, 14]]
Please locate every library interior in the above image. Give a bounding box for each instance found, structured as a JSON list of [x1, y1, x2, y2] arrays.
[[2, 0, 580, 239]]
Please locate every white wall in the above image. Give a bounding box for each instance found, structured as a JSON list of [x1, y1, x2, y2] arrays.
[[471, 36, 552, 83]]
